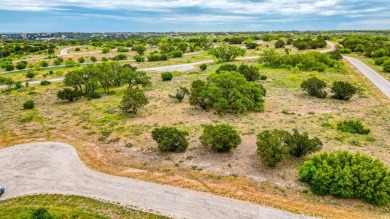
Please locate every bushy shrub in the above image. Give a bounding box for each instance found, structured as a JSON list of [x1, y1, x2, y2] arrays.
[[147, 54, 168, 62], [75, 47, 80, 51], [257, 129, 322, 167], [301, 77, 327, 98], [31, 208, 54, 219], [337, 119, 370, 134], [199, 63, 207, 71], [274, 39, 285, 48], [384, 60, 390, 72], [200, 124, 241, 153], [260, 75, 267, 80], [90, 56, 97, 62], [216, 64, 237, 73], [246, 42, 258, 49], [78, 57, 85, 63], [339, 48, 351, 54], [257, 130, 290, 167], [152, 127, 189, 152], [57, 88, 82, 102], [298, 151, 390, 205], [119, 89, 148, 114], [285, 129, 323, 157], [40, 80, 51, 86], [117, 47, 129, 52], [238, 64, 260, 81], [112, 54, 127, 61], [23, 100, 35, 109], [161, 72, 173, 81], [331, 81, 357, 100], [134, 55, 145, 62], [26, 71, 37, 79]]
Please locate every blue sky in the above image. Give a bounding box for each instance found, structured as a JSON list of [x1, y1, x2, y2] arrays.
[[0, 0, 389, 32]]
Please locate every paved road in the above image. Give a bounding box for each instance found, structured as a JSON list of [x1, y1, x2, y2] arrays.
[[0, 142, 312, 219], [344, 56, 390, 100], [59, 47, 72, 56], [320, 41, 336, 53]]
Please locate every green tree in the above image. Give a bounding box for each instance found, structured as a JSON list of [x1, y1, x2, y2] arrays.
[[208, 45, 246, 62], [200, 124, 241, 153], [119, 89, 149, 114], [256, 130, 289, 167], [198, 71, 266, 113], [120, 68, 151, 90], [331, 81, 357, 100], [152, 127, 189, 152], [132, 45, 146, 55], [301, 77, 327, 98]]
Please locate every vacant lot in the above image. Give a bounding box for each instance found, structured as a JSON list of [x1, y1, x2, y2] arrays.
[[1, 58, 389, 218]]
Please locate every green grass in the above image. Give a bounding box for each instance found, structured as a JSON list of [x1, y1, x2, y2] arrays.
[[0, 194, 169, 219]]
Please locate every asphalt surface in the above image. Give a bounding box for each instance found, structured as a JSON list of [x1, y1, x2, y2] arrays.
[[0, 142, 313, 219], [344, 56, 390, 100]]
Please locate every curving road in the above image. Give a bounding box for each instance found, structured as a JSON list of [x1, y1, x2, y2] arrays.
[[0, 142, 312, 219], [344, 56, 390, 100]]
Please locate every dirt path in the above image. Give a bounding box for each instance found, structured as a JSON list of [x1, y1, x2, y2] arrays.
[[0, 142, 312, 219]]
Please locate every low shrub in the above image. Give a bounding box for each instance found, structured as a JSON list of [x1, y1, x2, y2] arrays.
[[57, 88, 82, 102], [40, 80, 51, 86], [23, 100, 35, 109], [134, 55, 145, 62], [161, 72, 173, 81], [199, 63, 207, 71], [337, 119, 370, 134]]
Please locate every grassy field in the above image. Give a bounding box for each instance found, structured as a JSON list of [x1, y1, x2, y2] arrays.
[[0, 194, 168, 218]]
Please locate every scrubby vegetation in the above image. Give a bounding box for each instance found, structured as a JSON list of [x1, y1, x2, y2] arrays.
[[337, 119, 370, 134], [189, 71, 266, 113], [200, 124, 241, 153], [257, 129, 322, 167], [301, 77, 327, 98], [152, 127, 189, 152], [331, 81, 357, 100], [298, 151, 390, 205]]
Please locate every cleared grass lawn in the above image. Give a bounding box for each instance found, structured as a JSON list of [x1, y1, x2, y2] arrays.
[[1, 58, 389, 218], [0, 194, 168, 219]]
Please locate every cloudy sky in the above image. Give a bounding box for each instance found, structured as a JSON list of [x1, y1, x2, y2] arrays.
[[0, 0, 389, 32]]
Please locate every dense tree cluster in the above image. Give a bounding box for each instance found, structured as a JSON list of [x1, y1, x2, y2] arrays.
[[189, 71, 266, 113], [63, 62, 150, 96], [298, 151, 390, 205], [257, 129, 322, 167], [292, 37, 327, 50], [260, 49, 344, 72], [208, 45, 246, 62]]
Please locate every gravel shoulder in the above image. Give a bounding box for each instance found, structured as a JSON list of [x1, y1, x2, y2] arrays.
[[0, 142, 312, 219]]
